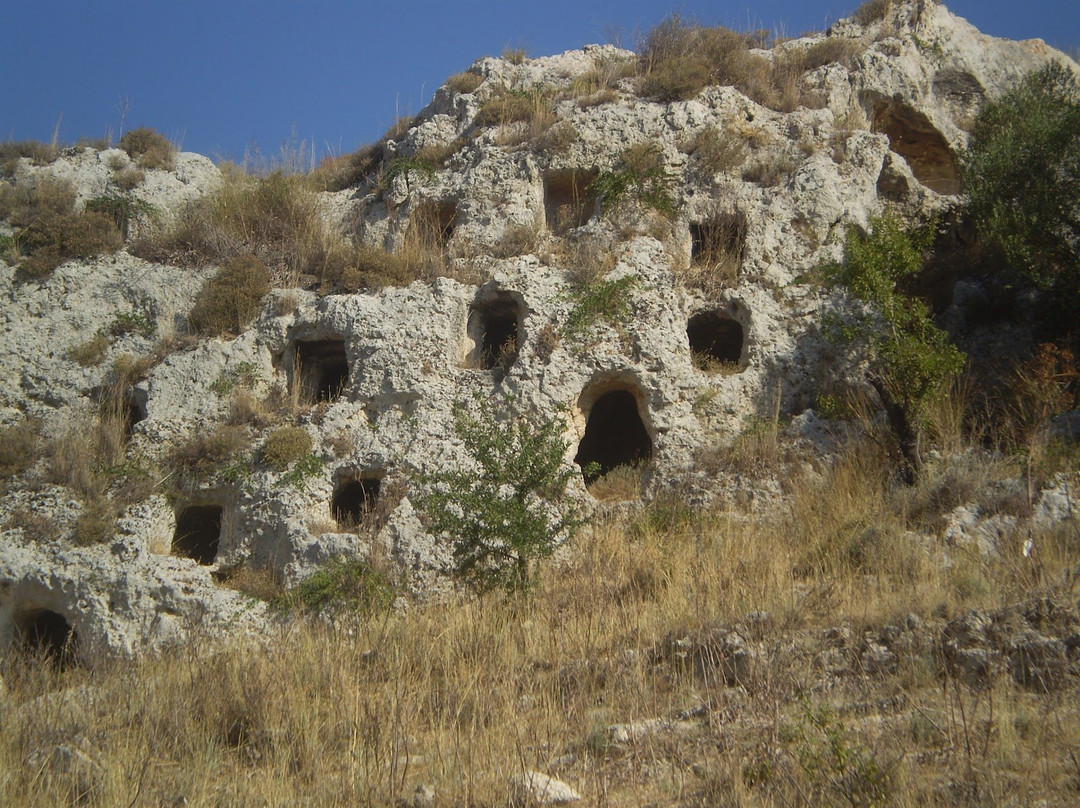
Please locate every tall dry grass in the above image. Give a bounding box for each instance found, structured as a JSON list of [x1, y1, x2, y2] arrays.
[[5, 431, 1080, 806]]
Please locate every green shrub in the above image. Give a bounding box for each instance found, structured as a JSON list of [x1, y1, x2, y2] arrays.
[[188, 255, 271, 337], [825, 214, 965, 481], [961, 63, 1080, 287], [592, 144, 675, 217], [108, 309, 156, 338], [417, 397, 580, 594], [780, 703, 893, 806], [261, 427, 313, 471], [118, 127, 175, 170], [86, 193, 155, 238], [565, 274, 638, 338], [272, 558, 395, 616], [280, 454, 324, 488]]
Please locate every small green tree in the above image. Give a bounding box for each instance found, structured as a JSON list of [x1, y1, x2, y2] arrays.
[[961, 62, 1080, 287], [826, 214, 965, 481], [418, 397, 580, 594]]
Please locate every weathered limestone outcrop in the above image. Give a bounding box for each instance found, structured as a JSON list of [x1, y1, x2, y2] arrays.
[[0, 2, 1076, 659]]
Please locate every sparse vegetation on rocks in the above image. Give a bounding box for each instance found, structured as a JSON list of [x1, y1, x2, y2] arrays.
[[3, 5, 1080, 806], [261, 426, 313, 471], [117, 126, 175, 170], [187, 254, 271, 337]]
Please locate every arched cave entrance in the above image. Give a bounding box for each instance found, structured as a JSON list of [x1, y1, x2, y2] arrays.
[[331, 477, 382, 528], [870, 98, 959, 195], [574, 389, 653, 487], [173, 504, 222, 565], [544, 169, 598, 235], [687, 310, 745, 371], [468, 292, 524, 374], [295, 338, 349, 404], [15, 608, 79, 668]]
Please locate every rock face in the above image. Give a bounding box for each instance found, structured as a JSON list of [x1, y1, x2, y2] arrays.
[[0, 2, 1076, 659]]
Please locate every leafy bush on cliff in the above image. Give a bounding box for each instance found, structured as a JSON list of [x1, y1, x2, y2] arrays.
[[961, 62, 1080, 288], [826, 214, 965, 480], [418, 397, 580, 594]]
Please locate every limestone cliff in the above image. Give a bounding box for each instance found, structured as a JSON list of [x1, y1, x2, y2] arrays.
[[0, 1, 1075, 659]]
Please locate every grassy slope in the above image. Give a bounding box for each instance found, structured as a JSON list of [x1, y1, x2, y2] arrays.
[[4, 434, 1079, 807]]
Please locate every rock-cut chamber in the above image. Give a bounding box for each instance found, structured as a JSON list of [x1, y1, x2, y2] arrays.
[[294, 338, 349, 404], [173, 504, 223, 565], [14, 608, 79, 668], [574, 389, 653, 487], [331, 477, 381, 527]]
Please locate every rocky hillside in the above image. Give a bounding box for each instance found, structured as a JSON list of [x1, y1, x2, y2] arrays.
[[0, 0, 1076, 663]]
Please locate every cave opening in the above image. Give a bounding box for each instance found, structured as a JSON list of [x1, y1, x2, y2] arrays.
[[122, 388, 147, 437], [15, 608, 79, 668], [871, 98, 959, 195], [295, 339, 349, 404], [543, 170, 598, 235], [412, 199, 458, 248], [173, 504, 223, 566], [690, 210, 747, 280], [574, 389, 653, 487], [331, 477, 382, 528], [468, 293, 524, 374], [687, 310, 745, 371]]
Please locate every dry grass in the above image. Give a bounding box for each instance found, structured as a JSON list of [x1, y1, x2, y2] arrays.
[[681, 126, 748, 175], [5, 433, 1080, 806], [636, 16, 860, 112], [309, 143, 384, 192], [133, 165, 454, 293], [188, 255, 272, 337], [445, 70, 484, 95], [1, 177, 123, 278], [475, 87, 557, 145], [0, 422, 41, 479], [132, 167, 335, 287], [117, 127, 175, 171], [587, 462, 646, 501], [260, 426, 313, 471], [681, 208, 748, 295], [0, 140, 60, 178]]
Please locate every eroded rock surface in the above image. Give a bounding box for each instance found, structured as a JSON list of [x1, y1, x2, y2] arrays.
[[0, 1, 1076, 658]]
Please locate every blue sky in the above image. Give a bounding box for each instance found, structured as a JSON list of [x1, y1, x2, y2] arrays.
[[2, 1, 1076, 166]]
